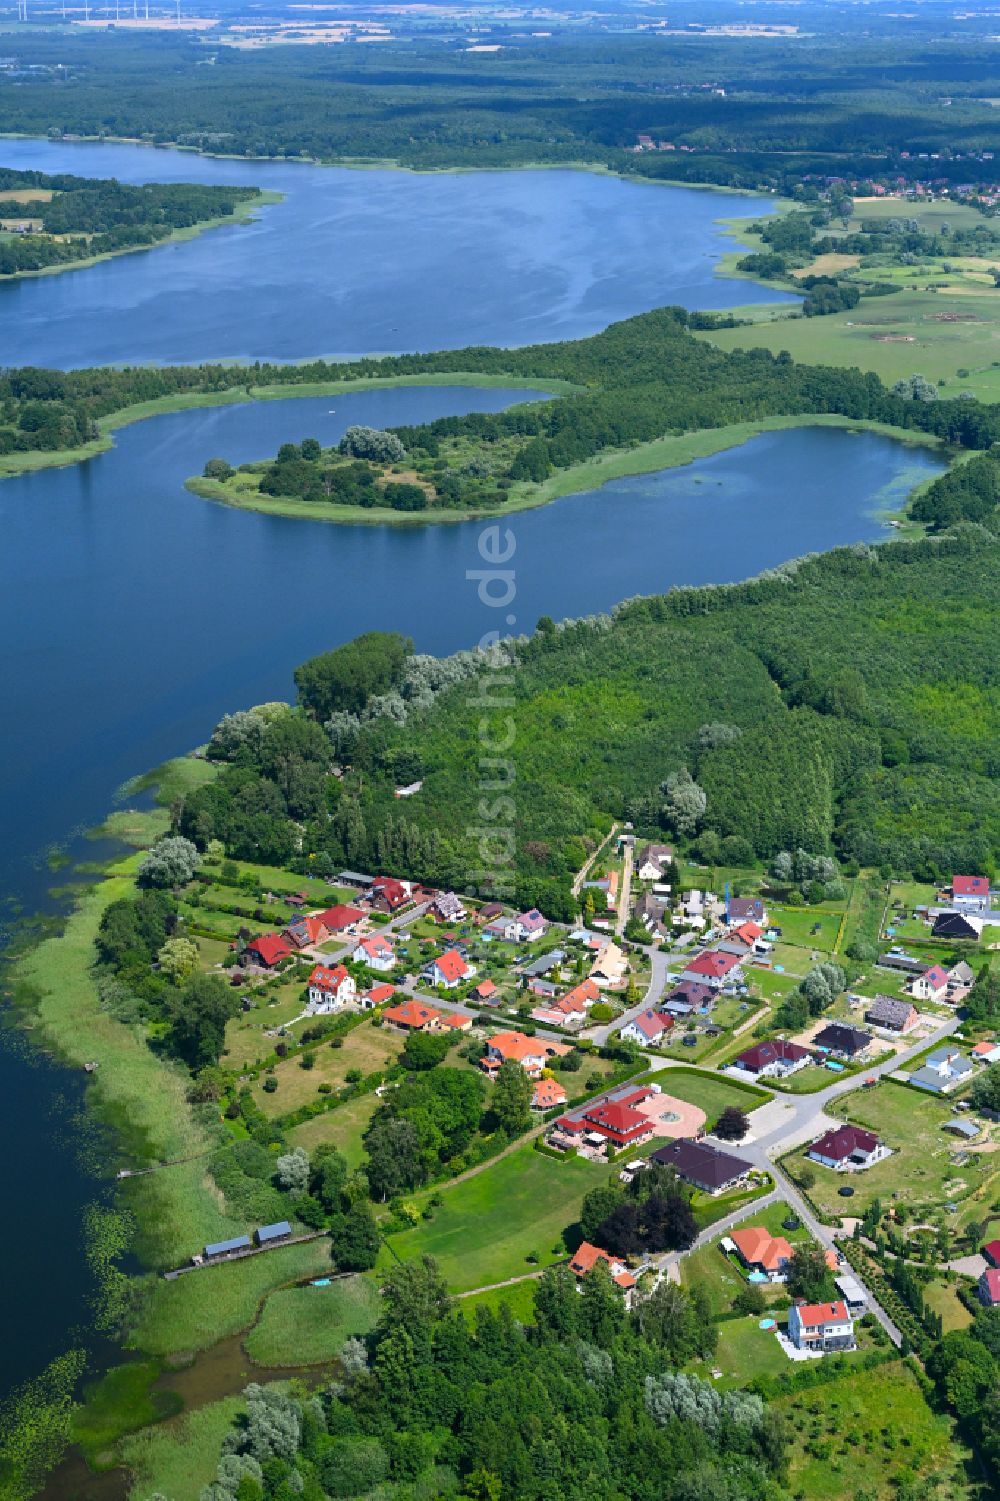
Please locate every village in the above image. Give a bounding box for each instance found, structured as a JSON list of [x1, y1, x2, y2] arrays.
[[150, 827, 1000, 1400]]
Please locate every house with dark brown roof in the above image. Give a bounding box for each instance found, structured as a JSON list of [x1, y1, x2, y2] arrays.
[[865, 994, 918, 1033], [732, 1039, 811, 1080], [651, 1138, 753, 1195], [811, 1022, 871, 1060], [807, 1124, 885, 1171]]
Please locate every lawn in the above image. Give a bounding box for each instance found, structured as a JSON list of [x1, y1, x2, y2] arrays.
[[767, 905, 844, 955], [382, 1144, 613, 1292], [787, 1081, 992, 1215], [121, 1394, 245, 1501], [655, 1067, 769, 1122], [692, 1317, 792, 1386], [130, 1240, 333, 1357], [246, 1275, 379, 1366], [288, 1093, 380, 1168], [773, 1359, 972, 1501], [922, 1278, 974, 1333], [251, 1020, 405, 1116], [457, 1278, 541, 1325]]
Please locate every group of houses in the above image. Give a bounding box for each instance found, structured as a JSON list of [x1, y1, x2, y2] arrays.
[[731, 1020, 877, 1082]]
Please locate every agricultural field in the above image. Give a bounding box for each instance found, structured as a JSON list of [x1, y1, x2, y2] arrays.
[[787, 1081, 996, 1216], [772, 1359, 973, 1501]]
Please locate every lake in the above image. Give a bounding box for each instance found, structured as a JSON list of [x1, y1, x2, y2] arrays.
[[0, 138, 796, 367]]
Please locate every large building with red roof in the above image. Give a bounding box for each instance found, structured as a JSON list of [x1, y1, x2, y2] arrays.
[[307, 963, 356, 1013], [732, 1039, 811, 1080], [244, 933, 292, 969], [317, 904, 365, 934], [680, 949, 744, 989]]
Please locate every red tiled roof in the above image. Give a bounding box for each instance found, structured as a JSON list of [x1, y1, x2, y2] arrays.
[[317, 904, 364, 930], [367, 983, 396, 1005], [308, 963, 350, 991], [685, 950, 742, 979], [796, 1300, 849, 1327], [982, 1268, 1000, 1303], [357, 934, 393, 958], [920, 964, 950, 989], [432, 949, 469, 983], [474, 979, 497, 998], [532, 1077, 567, 1110], [736, 1039, 810, 1071], [583, 1101, 650, 1133], [954, 875, 989, 896], [384, 998, 442, 1029], [246, 933, 291, 966], [983, 1240, 1000, 1266], [626, 1008, 673, 1040], [730, 1226, 793, 1272]]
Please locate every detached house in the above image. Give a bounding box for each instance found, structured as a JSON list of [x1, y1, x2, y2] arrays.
[[568, 1242, 636, 1305], [307, 963, 356, 1014], [620, 1009, 674, 1047], [910, 1047, 974, 1094], [932, 911, 984, 943], [732, 1039, 811, 1081], [531, 978, 599, 1029], [865, 995, 918, 1033], [910, 964, 950, 1004], [662, 981, 715, 1017], [316, 904, 365, 936], [284, 914, 329, 950], [727, 896, 767, 927], [636, 844, 673, 881], [788, 1300, 855, 1353], [979, 1269, 1000, 1308], [353, 934, 396, 972], [430, 892, 466, 923], [532, 1077, 568, 1112], [681, 949, 743, 991], [952, 874, 991, 915], [590, 940, 628, 989], [811, 1022, 871, 1060], [728, 1226, 794, 1282], [515, 908, 549, 943], [651, 1138, 753, 1196], [481, 1030, 571, 1079], [423, 948, 475, 990], [367, 876, 411, 915], [808, 1124, 884, 1171], [243, 933, 292, 969], [383, 998, 443, 1032]]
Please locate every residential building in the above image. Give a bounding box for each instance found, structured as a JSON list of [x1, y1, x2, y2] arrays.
[[481, 1030, 571, 1079], [531, 981, 596, 1028], [516, 907, 549, 942], [811, 1022, 871, 1060], [932, 911, 984, 942], [727, 896, 767, 926], [620, 1009, 674, 1047], [531, 1077, 567, 1111], [471, 978, 498, 1004], [807, 1124, 884, 1171], [365, 982, 395, 1007], [383, 998, 444, 1032], [865, 994, 919, 1033], [910, 1047, 974, 1094], [353, 934, 396, 972], [910, 964, 950, 1004], [484, 916, 520, 941], [633, 891, 667, 932], [431, 891, 466, 923], [972, 1040, 1000, 1064], [590, 940, 628, 988], [423, 948, 475, 989], [440, 1012, 474, 1032], [243, 933, 292, 969], [568, 1241, 636, 1304], [520, 949, 565, 984], [728, 1226, 794, 1281], [316, 903, 365, 935], [636, 844, 673, 881], [983, 1240, 1000, 1268], [284, 914, 329, 949], [788, 1300, 855, 1353], [367, 876, 411, 914], [732, 1038, 811, 1080], [978, 1268, 1000, 1308], [662, 981, 715, 1017], [475, 902, 505, 926], [651, 1138, 753, 1195], [947, 961, 977, 994], [562, 1097, 657, 1151], [306, 963, 357, 1014], [681, 949, 743, 990], [952, 874, 991, 915]]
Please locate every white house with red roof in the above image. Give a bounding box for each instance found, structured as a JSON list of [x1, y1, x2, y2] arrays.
[[788, 1299, 855, 1352], [353, 933, 396, 972], [807, 1124, 885, 1172], [307, 963, 357, 1014], [530, 978, 599, 1029], [620, 1009, 674, 1047], [681, 949, 743, 990], [568, 1241, 636, 1305], [365, 982, 396, 1008], [515, 908, 549, 942], [423, 948, 475, 990], [317, 904, 365, 935], [979, 1268, 1000, 1307], [367, 876, 411, 914], [952, 874, 992, 915], [481, 1030, 571, 1079], [909, 963, 951, 1004], [531, 1077, 568, 1112], [732, 1039, 811, 1080]]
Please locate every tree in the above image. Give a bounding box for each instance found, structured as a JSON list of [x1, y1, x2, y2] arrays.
[[533, 1264, 579, 1341], [633, 1280, 711, 1363], [156, 936, 200, 984], [163, 973, 237, 1071], [714, 1106, 749, 1141], [971, 1063, 1000, 1114], [490, 1059, 532, 1136], [580, 1184, 624, 1243], [203, 456, 234, 481], [733, 1282, 767, 1316], [331, 1203, 380, 1271], [786, 1242, 831, 1302], [339, 425, 406, 463], [274, 1147, 310, 1194], [799, 961, 846, 1016], [661, 768, 706, 837], [294, 631, 412, 720], [400, 1030, 452, 1070], [578, 1258, 625, 1347], [138, 835, 201, 888], [378, 1256, 451, 1344], [642, 1190, 697, 1253], [364, 1116, 425, 1200]]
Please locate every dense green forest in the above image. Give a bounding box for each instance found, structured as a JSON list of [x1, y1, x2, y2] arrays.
[[193, 1254, 791, 1501], [0, 166, 260, 275], [206, 307, 1000, 516], [5, 26, 1000, 191], [175, 520, 1000, 915]]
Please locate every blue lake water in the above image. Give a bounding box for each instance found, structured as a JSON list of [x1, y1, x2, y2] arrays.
[[0, 138, 796, 367]]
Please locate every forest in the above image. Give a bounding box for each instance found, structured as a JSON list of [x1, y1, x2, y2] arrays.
[[0, 166, 260, 276], [193, 1254, 790, 1501], [201, 307, 1000, 517], [172, 511, 1000, 920], [5, 25, 1000, 192]]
